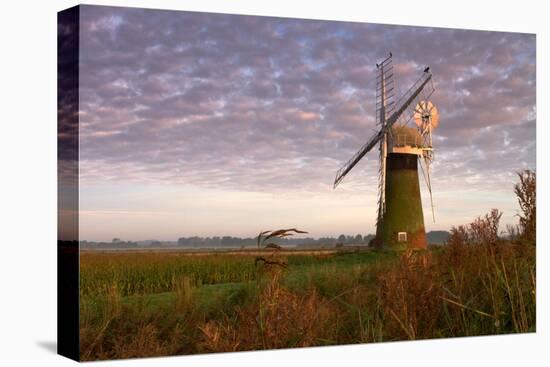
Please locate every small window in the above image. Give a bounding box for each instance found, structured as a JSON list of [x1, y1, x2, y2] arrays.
[[397, 232, 407, 242]]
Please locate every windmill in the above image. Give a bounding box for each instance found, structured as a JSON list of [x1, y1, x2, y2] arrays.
[[333, 53, 439, 249]]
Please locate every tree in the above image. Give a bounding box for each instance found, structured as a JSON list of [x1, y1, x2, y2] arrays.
[[447, 208, 502, 246], [468, 208, 502, 245], [514, 169, 536, 243], [355, 234, 363, 243]]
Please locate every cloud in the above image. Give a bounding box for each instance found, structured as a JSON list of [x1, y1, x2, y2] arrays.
[[78, 5, 535, 199]]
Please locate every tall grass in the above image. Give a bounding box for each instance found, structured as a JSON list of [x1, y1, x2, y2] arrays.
[[79, 241, 535, 360], [80, 252, 258, 297]]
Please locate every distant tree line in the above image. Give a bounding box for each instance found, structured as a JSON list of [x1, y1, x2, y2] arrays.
[[176, 234, 377, 248], [79, 230, 451, 249], [81, 240, 144, 249]]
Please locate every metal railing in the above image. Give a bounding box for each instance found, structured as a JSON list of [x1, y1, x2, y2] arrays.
[[392, 134, 422, 147]]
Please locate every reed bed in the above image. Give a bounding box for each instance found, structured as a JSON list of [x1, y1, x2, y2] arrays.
[[79, 240, 535, 360], [80, 252, 258, 297]]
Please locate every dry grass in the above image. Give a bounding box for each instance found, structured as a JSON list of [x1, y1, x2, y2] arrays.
[[79, 239, 535, 360], [377, 250, 440, 340], [515, 170, 536, 244], [199, 272, 334, 352]]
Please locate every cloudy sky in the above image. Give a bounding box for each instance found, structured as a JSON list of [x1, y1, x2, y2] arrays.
[[76, 5, 536, 241]]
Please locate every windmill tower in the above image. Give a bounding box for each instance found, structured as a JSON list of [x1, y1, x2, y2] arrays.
[[333, 54, 439, 250]]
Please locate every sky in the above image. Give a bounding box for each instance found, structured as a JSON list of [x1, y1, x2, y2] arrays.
[[75, 5, 536, 241]]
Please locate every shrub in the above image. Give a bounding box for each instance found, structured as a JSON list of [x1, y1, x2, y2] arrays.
[[514, 170, 536, 243]]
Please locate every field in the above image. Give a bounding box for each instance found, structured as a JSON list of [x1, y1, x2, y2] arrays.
[[79, 241, 535, 360]]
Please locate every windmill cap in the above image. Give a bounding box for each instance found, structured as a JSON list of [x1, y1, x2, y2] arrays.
[[390, 125, 423, 146]]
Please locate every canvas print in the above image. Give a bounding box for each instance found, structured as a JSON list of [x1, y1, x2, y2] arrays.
[[58, 4, 536, 361]]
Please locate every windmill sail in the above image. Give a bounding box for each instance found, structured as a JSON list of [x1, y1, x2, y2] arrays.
[[333, 65, 434, 190], [333, 129, 384, 189], [386, 71, 433, 127], [375, 55, 394, 236]]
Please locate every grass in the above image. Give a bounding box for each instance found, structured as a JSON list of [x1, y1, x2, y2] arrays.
[[80, 252, 260, 297], [80, 250, 392, 318], [79, 243, 535, 360]]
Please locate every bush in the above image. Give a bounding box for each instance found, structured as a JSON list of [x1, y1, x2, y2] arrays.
[[514, 170, 536, 243]]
